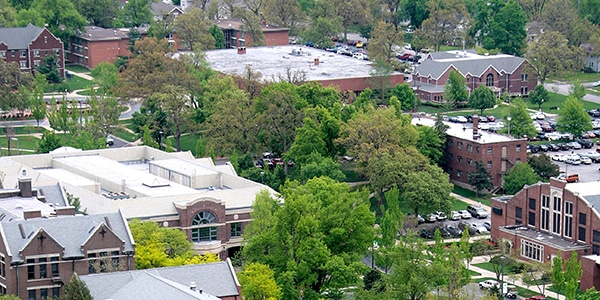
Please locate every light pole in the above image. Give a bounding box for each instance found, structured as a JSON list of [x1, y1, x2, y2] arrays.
[[260, 171, 265, 184], [501, 255, 506, 296], [158, 130, 163, 151], [507, 116, 512, 137]]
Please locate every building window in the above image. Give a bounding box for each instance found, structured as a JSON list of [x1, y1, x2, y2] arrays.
[[20, 61, 27, 69], [530, 198, 537, 210], [51, 257, 59, 277], [593, 230, 600, 255], [457, 155, 463, 163], [27, 259, 35, 280], [19, 50, 26, 58], [40, 288, 47, 300], [521, 240, 543, 262], [52, 288, 59, 298], [516, 144, 521, 152], [528, 212, 535, 226], [111, 251, 120, 270], [551, 196, 561, 235], [579, 226, 586, 242], [11, 50, 14, 57], [44, 36, 47, 43], [39, 258, 47, 278], [487, 161, 492, 168], [457, 142, 463, 150], [564, 201, 573, 238], [28, 290, 36, 300], [579, 212, 587, 225], [34, 60, 40, 67], [0, 51, 5, 58], [231, 222, 242, 237], [516, 158, 521, 162], [521, 73, 528, 81], [467, 144, 472, 152], [541, 195, 549, 231], [0, 255, 5, 278], [457, 170, 462, 178], [191, 211, 218, 242], [521, 86, 528, 95], [447, 139, 453, 147], [33, 50, 40, 57], [487, 147, 492, 154], [88, 253, 97, 274], [467, 158, 473, 166], [516, 207, 522, 219], [486, 74, 494, 87]]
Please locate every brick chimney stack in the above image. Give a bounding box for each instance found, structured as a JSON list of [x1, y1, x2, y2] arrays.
[[314, 58, 319, 66], [472, 114, 479, 137], [18, 170, 32, 198], [237, 47, 246, 54]]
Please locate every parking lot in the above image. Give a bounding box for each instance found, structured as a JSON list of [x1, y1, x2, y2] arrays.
[[414, 210, 492, 240], [544, 147, 600, 183]]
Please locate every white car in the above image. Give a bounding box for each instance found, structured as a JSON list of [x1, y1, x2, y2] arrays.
[[471, 223, 489, 234], [551, 154, 566, 162], [581, 157, 593, 165], [567, 141, 582, 149], [479, 279, 499, 289], [352, 53, 368, 60], [531, 112, 545, 120], [458, 210, 471, 219], [593, 80, 600, 87], [456, 116, 468, 123], [546, 132, 562, 141], [478, 123, 490, 130], [450, 211, 461, 221]]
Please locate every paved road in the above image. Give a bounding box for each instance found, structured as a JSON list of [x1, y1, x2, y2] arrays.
[[544, 82, 600, 104]]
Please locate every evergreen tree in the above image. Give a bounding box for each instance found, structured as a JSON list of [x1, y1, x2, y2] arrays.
[[467, 160, 494, 197], [62, 273, 92, 300], [209, 24, 225, 49]]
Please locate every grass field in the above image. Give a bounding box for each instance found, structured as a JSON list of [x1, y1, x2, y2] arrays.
[[0, 135, 40, 154], [165, 133, 201, 155], [66, 76, 94, 91], [548, 71, 600, 84], [0, 126, 46, 135], [114, 127, 138, 142], [452, 185, 492, 207]]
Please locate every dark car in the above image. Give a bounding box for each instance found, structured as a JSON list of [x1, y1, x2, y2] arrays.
[[445, 225, 463, 237], [578, 139, 594, 149], [458, 221, 477, 235], [486, 115, 496, 122], [557, 143, 570, 150], [482, 221, 491, 231], [588, 109, 600, 117], [547, 143, 560, 151], [419, 229, 433, 239], [437, 227, 451, 238], [539, 144, 549, 152], [528, 144, 541, 153]]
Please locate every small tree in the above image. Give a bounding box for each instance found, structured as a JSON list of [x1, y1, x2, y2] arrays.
[[37, 131, 62, 153], [239, 262, 282, 300], [444, 70, 468, 109], [468, 85, 496, 115], [36, 54, 62, 84], [528, 154, 560, 179], [503, 162, 540, 195], [467, 160, 494, 197], [551, 253, 565, 300], [62, 273, 92, 300], [564, 251, 583, 300], [529, 84, 549, 110], [557, 95, 592, 137]]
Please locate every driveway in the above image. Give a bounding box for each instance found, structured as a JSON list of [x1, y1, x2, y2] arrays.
[[543, 82, 600, 104]]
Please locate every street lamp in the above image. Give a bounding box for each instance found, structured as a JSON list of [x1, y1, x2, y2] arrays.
[[501, 255, 506, 295], [507, 116, 512, 137], [260, 171, 265, 184], [158, 131, 163, 151]]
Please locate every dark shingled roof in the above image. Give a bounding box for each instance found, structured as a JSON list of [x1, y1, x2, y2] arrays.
[[0, 24, 44, 50], [0, 211, 134, 263], [414, 51, 526, 80], [80, 261, 240, 299]]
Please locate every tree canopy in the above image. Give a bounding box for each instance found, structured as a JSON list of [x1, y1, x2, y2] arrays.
[[503, 162, 540, 195]]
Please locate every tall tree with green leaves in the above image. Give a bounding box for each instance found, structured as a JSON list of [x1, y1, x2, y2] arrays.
[[528, 84, 550, 110], [71, 0, 120, 28], [468, 85, 496, 115], [526, 31, 577, 84], [37, 131, 62, 153], [390, 83, 417, 111], [444, 70, 468, 108], [505, 97, 537, 138], [287, 118, 327, 164], [467, 160, 493, 197], [420, 0, 471, 52], [91, 62, 117, 95], [368, 21, 403, 65], [483, 0, 527, 56], [209, 24, 226, 49], [0, 60, 34, 111], [503, 162, 540, 195], [0, 0, 17, 27], [301, 17, 342, 49], [174, 8, 216, 51], [239, 263, 282, 300], [117, 0, 152, 28], [564, 252, 582, 300], [528, 154, 560, 179], [557, 95, 592, 137], [31, 0, 86, 43], [36, 54, 62, 84], [551, 253, 565, 300]]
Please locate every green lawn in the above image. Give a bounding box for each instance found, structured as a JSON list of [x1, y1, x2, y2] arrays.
[[473, 277, 556, 299], [452, 185, 492, 207], [66, 76, 94, 91], [114, 127, 138, 142], [66, 65, 91, 74], [165, 133, 201, 154], [0, 126, 46, 135], [548, 71, 600, 84], [0, 136, 40, 153]]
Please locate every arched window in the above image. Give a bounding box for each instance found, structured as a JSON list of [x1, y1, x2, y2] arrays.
[[486, 74, 494, 87], [191, 211, 217, 242]]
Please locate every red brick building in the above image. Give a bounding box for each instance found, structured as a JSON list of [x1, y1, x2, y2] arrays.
[[215, 19, 289, 48], [0, 24, 65, 77], [0, 176, 135, 299], [414, 116, 528, 189], [491, 179, 600, 290], [412, 50, 538, 104]]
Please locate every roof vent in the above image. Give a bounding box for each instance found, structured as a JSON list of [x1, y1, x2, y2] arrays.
[[189, 282, 196, 291], [18, 224, 25, 238]]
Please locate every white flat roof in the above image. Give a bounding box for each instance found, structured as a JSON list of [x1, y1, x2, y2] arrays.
[[150, 159, 219, 177], [202, 45, 401, 82], [412, 117, 522, 143], [38, 169, 97, 187], [54, 156, 197, 197]]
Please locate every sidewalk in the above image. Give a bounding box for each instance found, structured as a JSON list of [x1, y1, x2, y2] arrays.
[[469, 255, 565, 300]]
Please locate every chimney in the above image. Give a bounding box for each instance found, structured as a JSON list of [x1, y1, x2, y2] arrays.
[[237, 47, 246, 55], [472, 114, 479, 137], [56, 206, 76, 216], [23, 210, 42, 220], [18, 171, 32, 198], [314, 57, 319, 66]]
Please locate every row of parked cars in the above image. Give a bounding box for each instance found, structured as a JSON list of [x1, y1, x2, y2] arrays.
[[528, 139, 595, 153], [419, 221, 491, 239], [551, 151, 600, 165]]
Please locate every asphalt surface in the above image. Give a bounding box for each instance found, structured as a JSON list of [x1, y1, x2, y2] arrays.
[[543, 82, 600, 104]]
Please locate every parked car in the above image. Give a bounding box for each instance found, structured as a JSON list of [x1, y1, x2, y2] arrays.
[[467, 205, 488, 219], [352, 52, 368, 60], [479, 116, 488, 123], [539, 144, 549, 152], [458, 221, 477, 235], [558, 173, 579, 183], [479, 279, 499, 289], [397, 53, 411, 60], [437, 227, 451, 238], [106, 136, 114, 146], [547, 143, 560, 151], [577, 139, 594, 148], [567, 141, 582, 149], [458, 210, 471, 219], [425, 213, 438, 222], [528, 144, 541, 153], [482, 221, 491, 231], [419, 229, 433, 239], [445, 225, 463, 237], [551, 154, 566, 161], [450, 211, 461, 221], [471, 223, 489, 234], [436, 211, 447, 221], [505, 286, 518, 299], [582, 157, 593, 165], [486, 115, 496, 122], [456, 116, 468, 123]]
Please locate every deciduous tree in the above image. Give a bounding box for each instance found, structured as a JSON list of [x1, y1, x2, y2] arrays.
[[505, 97, 537, 139], [483, 0, 526, 56], [91, 62, 117, 95], [557, 95, 592, 137], [390, 83, 417, 111], [420, 0, 471, 52], [529, 84, 550, 110], [71, 0, 120, 28], [30, 0, 86, 42], [564, 252, 583, 300], [526, 31, 578, 84], [503, 162, 540, 195], [467, 160, 493, 196], [444, 70, 468, 108], [239, 263, 282, 300], [468, 85, 496, 115], [415, 125, 444, 164], [37, 132, 62, 153], [117, 0, 152, 28], [173, 8, 216, 51], [0, 60, 33, 111], [528, 154, 560, 179], [263, 0, 305, 31], [368, 21, 403, 65]]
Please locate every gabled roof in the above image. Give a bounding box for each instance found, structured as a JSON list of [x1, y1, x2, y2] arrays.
[[0, 24, 44, 50], [0, 211, 134, 263], [151, 2, 183, 15], [414, 50, 526, 80], [80, 260, 240, 299]]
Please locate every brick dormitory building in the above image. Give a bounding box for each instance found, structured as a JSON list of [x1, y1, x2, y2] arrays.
[[492, 178, 600, 291]]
